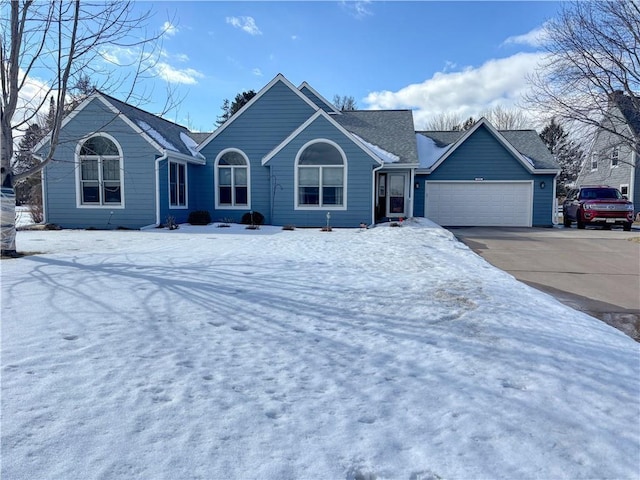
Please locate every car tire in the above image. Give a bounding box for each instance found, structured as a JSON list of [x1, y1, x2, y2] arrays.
[[563, 214, 571, 228], [623, 222, 632, 232], [577, 211, 585, 229]]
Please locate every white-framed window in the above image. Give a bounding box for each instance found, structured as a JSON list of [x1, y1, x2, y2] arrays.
[[620, 184, 629, 197], [76, 133, 123, 207], [295, 139, 347, 210], [169, 161, 187, 208], [215, 149, 250, 209], [611, 148, 619, 168], [591, 152, 598, 171]]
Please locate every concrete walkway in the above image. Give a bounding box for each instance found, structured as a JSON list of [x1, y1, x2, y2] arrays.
[[449, 226, 640, 341]]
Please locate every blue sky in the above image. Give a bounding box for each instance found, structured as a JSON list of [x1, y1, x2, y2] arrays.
[[100, 1, 562, 132]]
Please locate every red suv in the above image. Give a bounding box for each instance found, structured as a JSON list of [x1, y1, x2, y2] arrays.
[[563, 186, 634, 231]]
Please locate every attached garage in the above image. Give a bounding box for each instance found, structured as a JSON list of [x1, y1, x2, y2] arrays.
[[425, 181, 533, 227], [414, 119, 560, 227]]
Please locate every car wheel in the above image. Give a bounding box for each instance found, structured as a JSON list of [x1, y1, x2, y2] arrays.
[[623, 222, 632, 232], [577, 211, 585, 229], [563, 214, 571, 228]]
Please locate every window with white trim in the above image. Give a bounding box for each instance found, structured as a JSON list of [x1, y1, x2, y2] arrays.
[[591, 152, 598, 171], [296, 141, 345, 208], [78, 134, 122, 205], [169, 161, 187, 207], [620, 184, 629, 196], [611, 148, 619, 167], [216, 150, 249, 208]]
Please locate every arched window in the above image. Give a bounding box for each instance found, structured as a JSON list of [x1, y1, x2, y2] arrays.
[[215, 150, 249, 208], [296, 140, 346, 208], [77, 134, 123, 206]]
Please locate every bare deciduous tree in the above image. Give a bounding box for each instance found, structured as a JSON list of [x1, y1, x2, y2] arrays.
[[1, 1, 168, 256], [526, 0, 640, 153], [425, 106, 529, 131]]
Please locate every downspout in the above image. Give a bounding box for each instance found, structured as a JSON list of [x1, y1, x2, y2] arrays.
[[154, 151, 168, 227], [33, 154, 47, 224], [552, 172, 559, 225], [371, 163, 384, 226], [409, 168, 415, 218]]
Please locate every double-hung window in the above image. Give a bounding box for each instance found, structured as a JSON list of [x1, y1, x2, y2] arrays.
[[169, 161, 187, 207], [77, 134, 123, 206], [611, 148, 619, 168], [216, 150, 249, 208], [296, 141, 345, 208]]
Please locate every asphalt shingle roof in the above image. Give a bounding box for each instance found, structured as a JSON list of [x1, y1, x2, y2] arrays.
[[417, 128, 559, 170], [610, 91, 640, 135], [335, 110, 419, 164], [100, 92, 200, 158]]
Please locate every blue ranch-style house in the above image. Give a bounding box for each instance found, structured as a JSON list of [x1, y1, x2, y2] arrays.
[[36, 73, 560, 229]]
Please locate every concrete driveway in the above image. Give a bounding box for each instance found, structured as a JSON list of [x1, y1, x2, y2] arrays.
[[448, 225, 640, 341]]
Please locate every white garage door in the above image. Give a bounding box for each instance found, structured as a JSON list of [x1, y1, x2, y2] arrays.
[[425, 181, 533, 227]]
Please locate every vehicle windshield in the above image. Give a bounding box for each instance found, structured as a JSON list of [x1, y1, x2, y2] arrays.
[[579, 188, 622, 200]]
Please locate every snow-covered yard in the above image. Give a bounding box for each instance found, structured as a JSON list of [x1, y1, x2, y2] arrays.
[[2, 219, 639, 480]]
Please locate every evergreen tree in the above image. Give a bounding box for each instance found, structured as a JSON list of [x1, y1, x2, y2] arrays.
[[539, 119, 584, 195], [216, 90, 256, 126], [12, 124, 44, 205]]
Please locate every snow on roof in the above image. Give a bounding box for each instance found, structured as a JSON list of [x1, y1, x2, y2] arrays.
[[416, 133, 450, 169], [352, 133, 400, 163], [180, 132, 205, 160], [522, 155, 535, 167], [137, 120, 178, 152]]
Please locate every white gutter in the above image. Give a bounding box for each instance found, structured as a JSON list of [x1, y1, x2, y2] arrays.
[[371, 163, 385, 226], [154, 152, 169, 227]]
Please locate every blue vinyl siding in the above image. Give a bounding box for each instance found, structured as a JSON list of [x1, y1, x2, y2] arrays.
[[267, 115, 378, 228], [42, 98, 157, 229], [299, 86, 336, 113], [415, 125, 556, 226], [200, 79, 318, 224]]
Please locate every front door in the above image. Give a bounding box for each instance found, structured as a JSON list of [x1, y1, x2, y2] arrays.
[[387, 172, 408, 217]]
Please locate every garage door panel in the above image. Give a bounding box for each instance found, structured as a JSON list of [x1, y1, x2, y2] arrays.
[[425, 182, 532, 227]]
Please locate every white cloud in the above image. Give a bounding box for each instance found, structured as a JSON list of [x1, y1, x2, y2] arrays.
[[154, 63, 204, 85], [340, 0, 373, 19], [503, 24, 550, 48], [162, 21, 178, 37], [364, 52, 547, 129], [99, 46, 139, 66], [252, 68, 263, 77], [226, 16, 262, 35]]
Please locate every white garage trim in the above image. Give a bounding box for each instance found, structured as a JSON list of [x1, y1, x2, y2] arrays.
[[425, 180, 533, 227]]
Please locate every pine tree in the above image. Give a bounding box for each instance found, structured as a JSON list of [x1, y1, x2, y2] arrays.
[[539, 119, 584, 195], [215, 90, 256, 126], [13, 124, 44, 205]]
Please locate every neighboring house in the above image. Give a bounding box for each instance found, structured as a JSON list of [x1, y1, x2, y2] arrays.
[[36, 73, 559, 229], [575, 91, 640, 211]]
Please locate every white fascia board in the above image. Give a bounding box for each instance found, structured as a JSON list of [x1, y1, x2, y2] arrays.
[[298, 81, 341, 114], [428, 118, 536, 174], [166, 150, 206, 165], [379, 163, 420, 170], [32, 94, 98, 153], [196, 73, 321, 152], [261, 110, 384, 166]]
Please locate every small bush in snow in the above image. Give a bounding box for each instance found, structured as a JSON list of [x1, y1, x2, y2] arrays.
[[188, 210, 212, 225], [241, 211, 264, 226]]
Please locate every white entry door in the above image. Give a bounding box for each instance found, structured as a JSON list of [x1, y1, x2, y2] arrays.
[[425, 181, 533, 226]]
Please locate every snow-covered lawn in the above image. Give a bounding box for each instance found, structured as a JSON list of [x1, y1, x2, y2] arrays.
[[2, 219, 639, 480]]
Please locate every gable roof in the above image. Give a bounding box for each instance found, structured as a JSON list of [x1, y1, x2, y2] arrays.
[[33, 92, 204, 163], [196, 73, 320, 151], [100, 92, 204, 161], [417, 118, 559, 173], [261, 109, 384, 166], [298, 82, 341, 114], [333, 110, 419, 165], [609, 91, 640, 136]]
